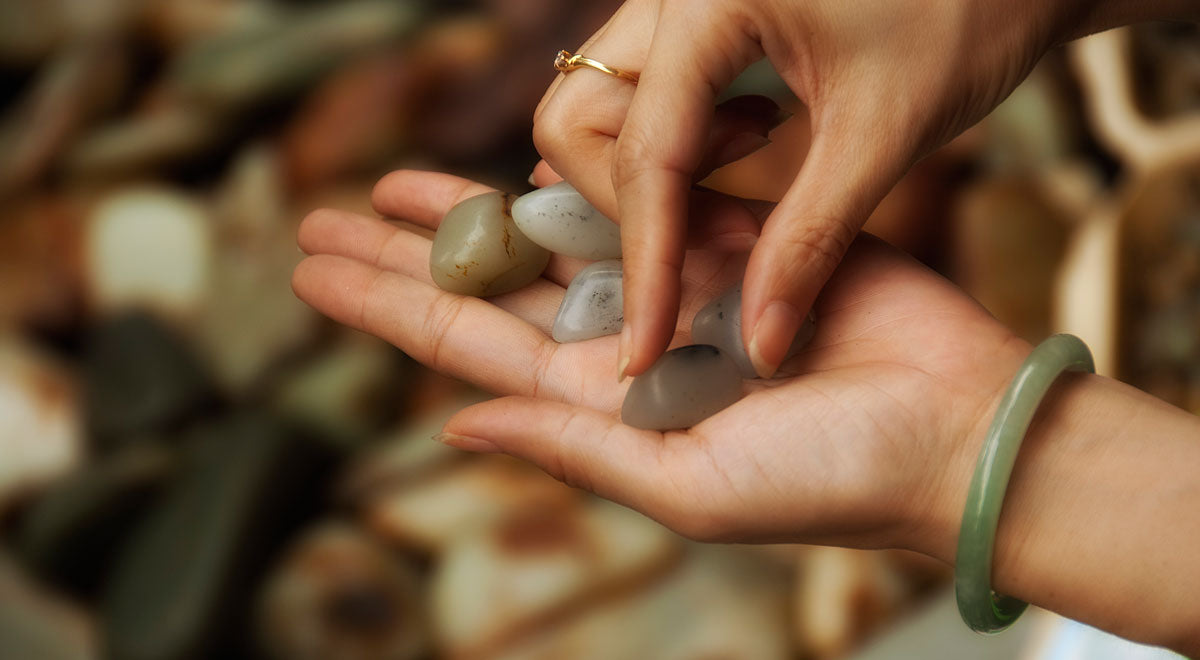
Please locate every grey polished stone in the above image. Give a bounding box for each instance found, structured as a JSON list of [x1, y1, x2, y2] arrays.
[[621, 345, 743, 431], [430, 191, 551, 297], [552, 260, 623, 343], [511, 182, 621, 260], [691, 285, 815, 378]]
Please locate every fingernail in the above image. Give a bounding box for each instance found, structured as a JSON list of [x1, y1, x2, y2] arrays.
[[527, 170, 537, 187], [714, 132, 771, 166], [748, 301, 802, 379], [770, 108, 794, 130], [703, 231, 758, 252], [617, 324, 633, 382], [434, 432, 502, 453]]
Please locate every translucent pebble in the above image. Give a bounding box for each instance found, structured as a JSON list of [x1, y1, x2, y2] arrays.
[[691, 285, 815, 378], [621, 345, 743, 431], [552, 260, 623, 343], [430, 191, 550, 297], [511, 182, 621, 260]]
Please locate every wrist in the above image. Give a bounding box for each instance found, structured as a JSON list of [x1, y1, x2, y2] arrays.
[[931, 361, 1200, 653]]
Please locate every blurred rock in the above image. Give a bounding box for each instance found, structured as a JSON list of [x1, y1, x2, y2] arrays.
[[282, 49, 416, 190], [84, 311, 212, 440], [982, 60, 1078, 174], [139, 0, 281, 50], [163, 0, 425, 112], [951, 176, 1069, 343], [337, 384, 490, 504], [0, 553, 97, 660], [103, 413, 336, 660], [17, 442, 175, 595], [84, 186, 214, 320], [257, 522, 428, 660], [0, 337, 81, 515], [497, 543, 792, 660], [431, 498, 680, 658], [268, 332, 418, 447], [197, 144, 319, 394], [794, 547, 908, 659], [63, 106, 225, 181], [1120, 173, 1200, 406], [1131, 22, 1200, 119], [364, 455, 580, 553], [0, 195, 87, 330], [0, 41, 128, 197]]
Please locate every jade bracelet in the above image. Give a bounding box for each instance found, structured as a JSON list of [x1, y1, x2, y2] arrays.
[[955, 333, 1095, 633]]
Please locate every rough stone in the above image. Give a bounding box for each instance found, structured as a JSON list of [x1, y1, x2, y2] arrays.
[[552, 259, 623, 343], [621, 345, 743, 431], [430, 191, 550, 297], [691, 285, 815, 378]]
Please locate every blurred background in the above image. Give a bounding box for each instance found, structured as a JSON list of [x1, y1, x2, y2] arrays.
[[0, 1, 1197, 658]]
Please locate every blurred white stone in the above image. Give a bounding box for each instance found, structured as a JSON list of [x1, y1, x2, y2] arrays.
[[85, 186, 213, 319], [0, 338, 81, 514]]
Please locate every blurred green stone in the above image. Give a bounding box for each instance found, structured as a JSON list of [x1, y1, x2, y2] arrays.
[[102, 413, 336, 660], [85, 312, 212, 441]]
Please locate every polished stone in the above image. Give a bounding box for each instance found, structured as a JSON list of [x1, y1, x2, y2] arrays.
[[552, 260, 623, 343], [691, 285, 815, 378], [430, 191, 551, 297], [511, 181, 621, 260], [621, 345, 743, 431]]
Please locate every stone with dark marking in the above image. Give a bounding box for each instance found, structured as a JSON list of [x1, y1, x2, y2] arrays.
[[621, 345, 742, 431], [430, 191, 551, 297], [552, 260, 623, 342], [691, 285, 815, 378], [511, 182, 621, 259]]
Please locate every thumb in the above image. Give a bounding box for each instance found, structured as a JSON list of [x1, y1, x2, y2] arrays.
[[437, 396, 681, 526], [740, 119, 913, 378]]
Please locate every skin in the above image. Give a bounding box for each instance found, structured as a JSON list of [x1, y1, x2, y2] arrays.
[[294, 170, 1200, 655], [532, 0, 1200, 380]]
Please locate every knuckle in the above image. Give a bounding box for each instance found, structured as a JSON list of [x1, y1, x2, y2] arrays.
[[532, 102, 572, 158], [421, 292, 468, 371], [785, 217, 856, 277]]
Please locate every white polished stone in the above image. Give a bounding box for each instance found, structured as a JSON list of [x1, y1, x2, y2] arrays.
[[552, 260, 623, 343], [511, 182, 621, 260], [621, 345, 743, 431], [690, 285, 815, 378]]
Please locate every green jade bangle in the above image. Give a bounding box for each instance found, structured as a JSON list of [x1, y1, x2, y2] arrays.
[[955, 333, 1095, 633]]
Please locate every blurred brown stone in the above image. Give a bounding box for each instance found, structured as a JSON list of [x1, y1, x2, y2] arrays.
[[951, 176, 1069, 343], [431, 498, 680, 659], [257, 523, 429, 660], [364, 455, 580, 553]]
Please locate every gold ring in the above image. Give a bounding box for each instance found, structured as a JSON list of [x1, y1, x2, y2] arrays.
[[554, 50, 639, 84]]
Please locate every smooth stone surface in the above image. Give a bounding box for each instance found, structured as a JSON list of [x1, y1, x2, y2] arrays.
[[430, 191, 551, 297], [621, 345, 743, 431], [511, 182, 621, 260], [691, 285, 816, 378], [552, 259, 623, 342]]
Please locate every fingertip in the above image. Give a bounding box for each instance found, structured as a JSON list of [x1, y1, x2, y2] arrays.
[[530, 160, 563, 188]]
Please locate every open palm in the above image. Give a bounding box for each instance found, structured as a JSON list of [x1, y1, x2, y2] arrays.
[[293, 170, 1028, 557]]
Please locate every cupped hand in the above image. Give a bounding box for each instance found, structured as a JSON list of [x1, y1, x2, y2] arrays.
[[292, 170, 1029, 559], [533, 0, 1097, 380]]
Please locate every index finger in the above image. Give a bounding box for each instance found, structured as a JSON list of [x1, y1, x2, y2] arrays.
[[611, 9, 760, 377]]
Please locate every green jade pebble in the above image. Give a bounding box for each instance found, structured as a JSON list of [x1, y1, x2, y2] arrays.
[[430, 191, 551, 297], [691, 285, 815, 378], [621, 345, 743, 431]]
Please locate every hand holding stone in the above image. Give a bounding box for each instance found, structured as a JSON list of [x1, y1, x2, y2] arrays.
[[294, 169, 1031, 553], [533, 0, 1159, 384]]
